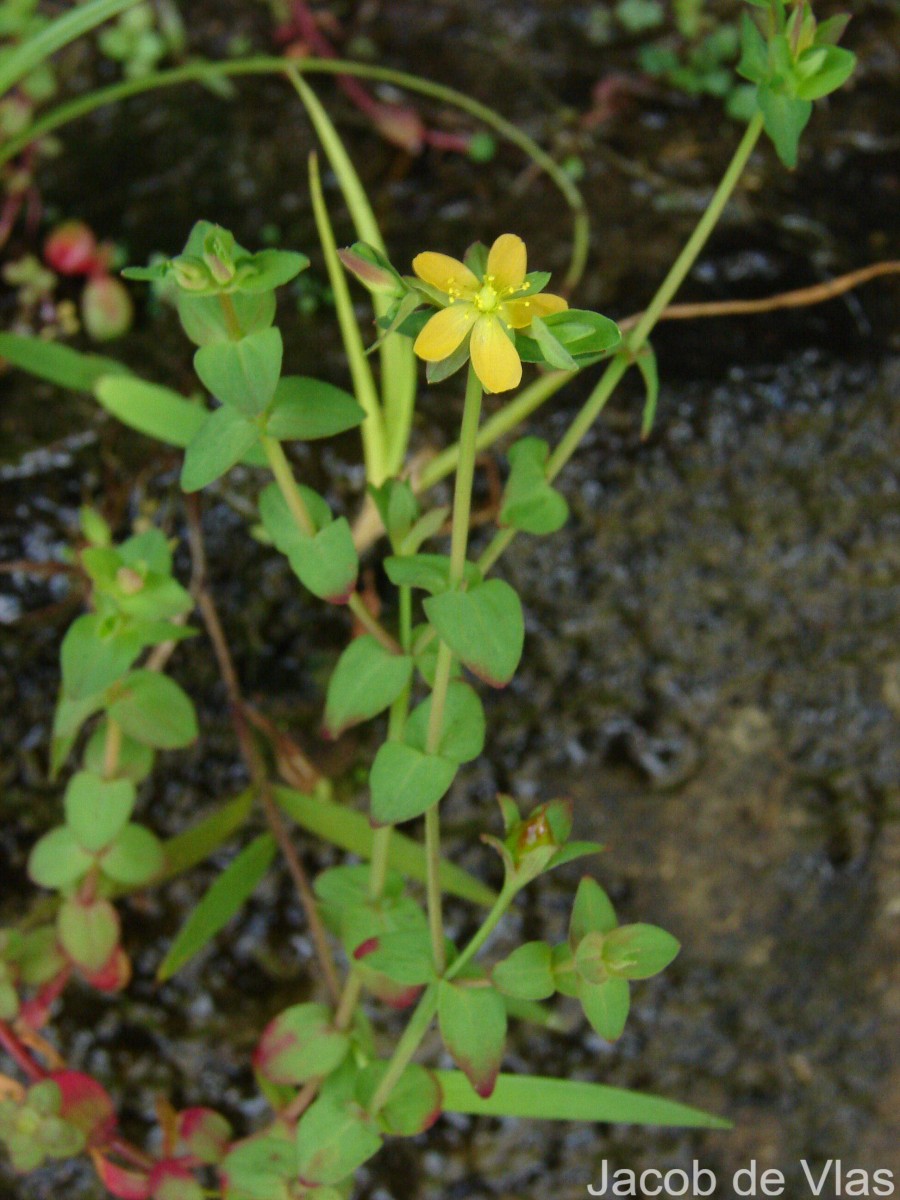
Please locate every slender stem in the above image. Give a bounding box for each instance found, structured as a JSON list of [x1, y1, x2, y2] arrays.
[[445, 883, 518, 981], [544, 353, 630, 483], [261, 435, 316, 537], [367, 984, 439, 1115], [347, 591, 400, 654], [334, 972, 363, 1030], [423, 805, 446, 974], [102, 717, 122, 781], [447, 365, 484, 584], [218, 292, 243, 339]]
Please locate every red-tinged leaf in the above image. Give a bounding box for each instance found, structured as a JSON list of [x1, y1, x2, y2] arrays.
[[148, 1160, 204, 1200], [52, 1071, 116, 1145], [437, 980, 507, 1099], [253, 1003, 349, 1086], [94, 1156, 152, 1200], [82, 945, 132, 993], [177, 1108, 232, 1165], [58, 896, 120, 973], [356, 1063, 443, 1137], [423, 579, 524, 687]]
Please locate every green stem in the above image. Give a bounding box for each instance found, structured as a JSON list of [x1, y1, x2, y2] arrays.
[[307, 149, 389, 484], [447, 365, 485, 584], [260, 436, 316, 537], [347, 592, 400, 654], [445, 883, 518, 981], [102, 717, 122, 781], [368, 984, 439, 1115], [0, 57, 588, 289]]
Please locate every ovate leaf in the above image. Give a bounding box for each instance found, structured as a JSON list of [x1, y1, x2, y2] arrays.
[[108, 670, 198, 749], [492, 941, 556, 1001], [355, 1063, 442, 1137], [193, 327, 283, 417], [438, 980, 507, 1098], [424, 579, 524, 687], [323, 636, 413, 738], [369, 743, 457, 826], [100, 824, 166, 887], [95, 377, 205, 448], [180, 405, 260, 492], [57, 897, 120, 973], [499, 437, 569, 535], [265, 376, 366, 441], [295, 1096, 382, 1187], [578, 975, 631, 1041], [64, 771, 136, 852], [254, 1003, 349, 1085], [404, 681, 485, 764]]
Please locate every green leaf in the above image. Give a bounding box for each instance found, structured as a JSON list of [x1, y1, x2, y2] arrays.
[[254, 1003, 349, 1085], [438, 980, 507, 1098], [578, 975, 631, 1041], [258, 484, 358, 604], [0, 332, 130, 392], [177, 290, 276, 346], [28, 827, 94, 889], [237, 248, 309, 294], [384, 553, 482, 595], [295, 1096, 382, 1187], [635, 344, 659, 439], [794, 44, 856, 100], [516, 309, 621, 366], [61, 613, 143, 700], [180, 405, 260, 492], [95, 376, 205, 448], [323, 637, 413, 739], [492, 941, 556, 1001], [275, 786, 496, 908], [356, 928, 436, 986], [108, 670, 198, 749], [157, 791, 254, 884], [758, 85, 812, 168], [436, 1070, 731, 1128], [736, 11, 769, 84], [368, 478, 419, 544], [404, 681, 485, 764], [84, 724, 155, 784], [157, 833, 276, 980], [100, 824, 166, 886], [570, 877, 618, 944], [57, 897, 119, 972], [63, 771, 135, 852], [545, 840, 605, 872], [499, 437, 569, 535], [602, 923, 680, 979], [356, 1063, 442, 1137], [369, 743, 458, 826], [220, 1130, 297, 1200], [265, 376, 366, 441], [424, 579, 524, 687], [529, 316, 579, 370], [194, 328, 283, 417], [398, 506, 450, 556]]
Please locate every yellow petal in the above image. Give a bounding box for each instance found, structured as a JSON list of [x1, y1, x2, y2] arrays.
[[412, 252, 479, 297], [502, 291, 569, 329], [469, 316, 522, 394], [486, 234, 526, 293], [413, 304, 476, 362]]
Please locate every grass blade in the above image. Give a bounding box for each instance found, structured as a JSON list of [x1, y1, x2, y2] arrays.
[[274, 785, 496, 908], [157, 831, 276, 980], [437, 1070, 731, 1129]]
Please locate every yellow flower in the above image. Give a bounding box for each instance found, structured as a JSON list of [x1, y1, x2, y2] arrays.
[[412, 233, 568, 394]]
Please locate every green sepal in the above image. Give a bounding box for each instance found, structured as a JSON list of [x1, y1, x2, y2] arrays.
[[63, 771, 136, 852], [369, 743, 458, 826], [424, 579, 524, 687], [528, 316, 579, 371], [180, 405, 261, 492], [265, 376, 366, 441], [107, 670, 198, 749], [438, 979, 507, 1099], [404, 680, 485, 764], [193, 327, 283, 417], [499, 437, 569, 535], [323, 636, 413, 738], [492, 941, 556, 1001]]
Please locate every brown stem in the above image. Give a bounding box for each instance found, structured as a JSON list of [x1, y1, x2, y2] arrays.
[[618, 260, 900, 331], [183, 495, 342, 1005]]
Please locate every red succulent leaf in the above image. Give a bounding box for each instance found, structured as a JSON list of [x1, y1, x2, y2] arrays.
[[148, 1159, 204, 1200], [82, 946, 132, 993], [44, 221, 99, 276], [94, 1155, 152, 1200], [52, 1070, 117, 1146], [177, 1108, 232, 1165]]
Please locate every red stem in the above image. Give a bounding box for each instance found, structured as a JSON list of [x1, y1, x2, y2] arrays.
[[0, 1021, 49, 1081]]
